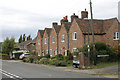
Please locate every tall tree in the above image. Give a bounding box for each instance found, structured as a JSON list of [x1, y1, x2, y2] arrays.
[[27, 35, 31, 41], [23, 34, 26, 42], [18, 35, 22, 43], [2, 37, 15, 55]]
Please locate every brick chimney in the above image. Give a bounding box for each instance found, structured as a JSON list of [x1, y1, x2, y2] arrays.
[[52, 22, 58, 28], [60, 16, 68, 25], [71, 13, 78, 22], [81, 8, 88, 19]]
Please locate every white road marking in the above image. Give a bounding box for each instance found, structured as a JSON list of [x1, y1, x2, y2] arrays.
[[0, 69, 24, 80]]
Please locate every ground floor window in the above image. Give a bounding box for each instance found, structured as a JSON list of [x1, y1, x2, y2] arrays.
[[59, 48, 62, 54], [55, 50, 58, 55], [42, 50, 44, 56], [50, 49, 52, 57], [73, 48, 77, 52], [38, 50, 40, 56], [46, 50, 48, 54]]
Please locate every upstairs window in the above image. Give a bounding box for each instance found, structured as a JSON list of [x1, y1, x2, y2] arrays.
[[38, 39, 40, 45], [45, 38, 47, 44], [61, 35, 65, 42], [113, 32, 119, 40], [52, 37, 55, 43], [73, 32, 77, 40]]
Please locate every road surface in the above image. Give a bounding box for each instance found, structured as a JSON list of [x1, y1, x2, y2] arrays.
[[1, 60, 102, 79]]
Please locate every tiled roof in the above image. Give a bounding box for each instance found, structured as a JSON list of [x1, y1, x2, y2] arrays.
[[18, 40, 32, 46], [53, 25, 61, 34], [62, 22, 72, 33], [45, 28, 52, 36], [75, 18, 117, 34], [38, 30, 44, 38]]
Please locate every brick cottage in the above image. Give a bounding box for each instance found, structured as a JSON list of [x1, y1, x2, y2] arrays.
[[36, 9, 120, 57]]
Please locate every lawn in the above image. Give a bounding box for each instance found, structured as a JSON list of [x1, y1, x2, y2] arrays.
[[91, 62, 118, 69]]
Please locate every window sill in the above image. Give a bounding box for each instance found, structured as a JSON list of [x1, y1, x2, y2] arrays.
[[113, 39, 119, 40], [73, 39, 77, 40], [61, 41, 65, 42]]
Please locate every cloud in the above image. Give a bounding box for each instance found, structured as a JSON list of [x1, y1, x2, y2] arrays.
[[0, 0, 119, 42]]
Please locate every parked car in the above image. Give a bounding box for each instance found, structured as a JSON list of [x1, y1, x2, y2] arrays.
[[72, 60, 80, 68], [19, 53, 30, 59]]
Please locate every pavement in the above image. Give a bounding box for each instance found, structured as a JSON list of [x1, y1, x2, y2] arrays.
[[2, 60, 119, 79]]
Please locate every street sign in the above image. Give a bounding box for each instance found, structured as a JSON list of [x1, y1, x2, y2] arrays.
[[97, 55, 109, 57]]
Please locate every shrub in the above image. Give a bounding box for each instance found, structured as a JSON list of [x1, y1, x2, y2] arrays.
[[40, 58, 49, 64], [55, 54, 64, 60], [64, 56, 69, 61], [67, 50, 73, 60], [14, 47, 20, 51], [49, 59, 57, 65], [50, 56, 56, 60], [55, 60, 67, 67], [43, 54, 50, 58], [23, 56, 34, 63], [73, 52, 79, 56]]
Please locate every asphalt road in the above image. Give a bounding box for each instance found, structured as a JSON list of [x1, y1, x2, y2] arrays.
[[1, 60, 101, 79]]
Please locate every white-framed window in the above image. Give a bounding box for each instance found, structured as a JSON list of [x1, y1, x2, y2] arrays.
[[50, 49, 52, 57], [73, 32, 77, 40], [73, 48, 77, 52], [55, 50, 58, 55], [45, 38, 47, 44], [61, 34, 65, 42], [52, 37, 55, 43], [113, 32, 119, 40], [38, 50, 40, 56], [38, 39, 40, 45], [46, 50, 48, 54], [59, 48, 62, 54], [42, 50, 44, 56]]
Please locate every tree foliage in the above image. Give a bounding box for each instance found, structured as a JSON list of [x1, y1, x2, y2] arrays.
[[18, 35, 22, 43], [27, 35, 32, 41], [23, 34, 26, 42], [2, 37, 15, 54]]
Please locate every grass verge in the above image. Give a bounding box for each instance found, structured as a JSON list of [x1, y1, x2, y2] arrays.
[[91, 62, 118, 69]]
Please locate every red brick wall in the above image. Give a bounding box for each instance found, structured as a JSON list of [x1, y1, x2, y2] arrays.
[[49, 29, 57, 57], [27, 43, 36, 52], [58, 24, 68, 55], [43, 30, 49, 55], [69, 20, 84, 53], [36, 31, 42, 56], [103, 19, 119, 46]]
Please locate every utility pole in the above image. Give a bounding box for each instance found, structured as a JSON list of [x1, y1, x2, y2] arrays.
[[90, 0, 96, 65], [88, 22, 90, 68]]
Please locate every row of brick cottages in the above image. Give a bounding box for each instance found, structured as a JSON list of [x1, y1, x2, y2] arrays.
[[18, 10, 120, 57]]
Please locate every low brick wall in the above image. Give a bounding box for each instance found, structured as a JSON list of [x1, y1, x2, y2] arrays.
[[1, 55, 10, 60]]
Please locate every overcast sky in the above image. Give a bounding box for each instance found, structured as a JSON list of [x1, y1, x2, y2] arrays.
[[0, 0, 119, 42]]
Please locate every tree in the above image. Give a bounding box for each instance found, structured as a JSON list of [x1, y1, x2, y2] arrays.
[[18, 35, 22, 43], [2, 37, 15, 55], [23, 34, 26, 42], [27, 35, 32, 41]]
